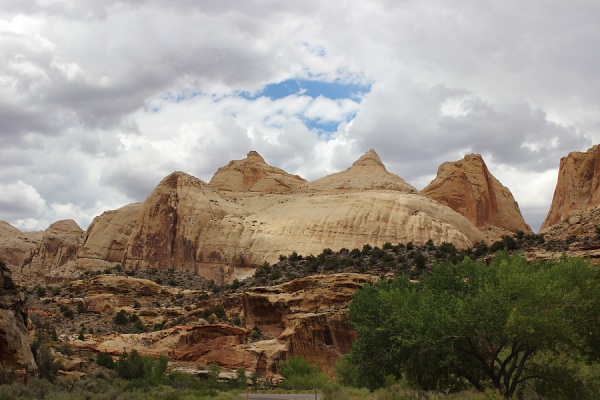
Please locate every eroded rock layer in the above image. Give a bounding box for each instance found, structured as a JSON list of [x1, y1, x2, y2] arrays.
[[541, 145, 600, 231], [422, 154, 531, 235], [0, 260, 37, 380]]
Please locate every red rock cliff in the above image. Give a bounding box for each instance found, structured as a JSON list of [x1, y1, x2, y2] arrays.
[[422, 154, 531, 235], [541, 145, 600, 231]]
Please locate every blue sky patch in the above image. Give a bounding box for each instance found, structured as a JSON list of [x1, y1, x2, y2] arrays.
[[240, 79, 371, 101]]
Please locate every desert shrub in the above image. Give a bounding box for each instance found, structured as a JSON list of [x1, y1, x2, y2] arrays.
[[96, 352, 114, 369], [114, 310, 128, 325]]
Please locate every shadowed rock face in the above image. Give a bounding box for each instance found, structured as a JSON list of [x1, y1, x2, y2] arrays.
[[422, 154, 531, 235], [541, 145, 600, 231], [0, 260, 37, 381]]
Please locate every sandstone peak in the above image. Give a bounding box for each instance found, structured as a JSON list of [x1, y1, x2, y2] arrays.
[[540, 145, 600, 231], [352, 149, 385, 168], [0, 221, 20, 237], [209, 151, 306, 193], [305, 149, 417, 193], [246, 150, 266, 164], [422, 154, 531, 235], [158, 171, 208, 190], [46, 219, 83, 234]]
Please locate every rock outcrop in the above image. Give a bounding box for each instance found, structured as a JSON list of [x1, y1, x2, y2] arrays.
[[22, 220, 84, 282], [541, 145, 600, 231], [0, 222, 42, 278], [78, 203, 143, 270], [422, 154, 531, 236], [72, 273, 375, 376], [0, 260, 37, 381], [305, 149, 417, 193], [75, 150, 485, 283], [210, 151, 307, 193]]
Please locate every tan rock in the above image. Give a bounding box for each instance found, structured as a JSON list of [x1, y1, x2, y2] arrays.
[[0, 222, 42, 279], [422, 154, 531, 235], [541, 145, 600, 231], [78, 203, 143, 269], [0, 260, 37, 380], [305, 149, 417, 193], [22, 220, 84, 281], [210, 151, 307, 193]]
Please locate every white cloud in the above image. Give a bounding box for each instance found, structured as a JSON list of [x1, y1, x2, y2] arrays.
[[0, 0, 599, 233]]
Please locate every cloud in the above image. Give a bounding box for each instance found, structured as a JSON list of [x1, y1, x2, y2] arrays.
[[0, 0, 599, 234], [0, 181, 46, 221]]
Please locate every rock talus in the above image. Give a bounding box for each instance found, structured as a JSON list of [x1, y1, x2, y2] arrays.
[[422, 154, 531, 235], [541, 145, 600, 231]]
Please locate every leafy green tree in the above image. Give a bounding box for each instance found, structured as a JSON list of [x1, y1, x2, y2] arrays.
[[346, 252, 600, 398], [279, 356, 329, 390]]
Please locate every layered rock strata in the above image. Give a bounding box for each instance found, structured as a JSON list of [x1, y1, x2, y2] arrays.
[[422, 154, 531, 235], [541, 145, 600, 231], [0, 260, 37, 381]]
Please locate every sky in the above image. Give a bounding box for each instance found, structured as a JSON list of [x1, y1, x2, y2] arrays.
[[1, 0, 599, 233]]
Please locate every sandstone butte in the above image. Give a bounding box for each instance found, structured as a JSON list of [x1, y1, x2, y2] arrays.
[[421, 154, 532, 236], [0, 260, 37, 380], [0, 149, 541, 284], [76, 149, 487, 283], [540, 144, 600, 231]]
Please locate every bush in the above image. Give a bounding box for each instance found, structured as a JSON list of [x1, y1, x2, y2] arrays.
[[279, 356, 329, 390], [114, 309, 128, 325], [96, 352, 114, 369]]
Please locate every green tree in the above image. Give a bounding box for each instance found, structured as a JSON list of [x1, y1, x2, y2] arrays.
[[346, 252, 600, 398], [279, 356, 329, 390]]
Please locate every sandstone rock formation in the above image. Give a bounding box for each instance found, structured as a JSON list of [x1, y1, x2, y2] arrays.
[[71, 272, 375, 376], [422, 154, 531, 236], [0, 222, 42, 278], [541, 145, 600, 231], [78, 203, 143, 271], [0, 260, 37, 381], [70, 150, 486, 282], [21, 220, 84, 282], [305, 149, 417, 193], [210, 151, 307, 193]]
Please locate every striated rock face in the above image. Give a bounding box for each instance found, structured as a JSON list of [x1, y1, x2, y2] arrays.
[[75, 151, 484, 283], [541, 145, 600, 231], [74, 273, 375, 376], [78, 203, 143, 270], [0, 260, 37, 380], [305, 149, 417, 193], [0, 150, 497, 284], [422, 154, 531, 235], [0, 222, 42, 278], [210, 151, 307, 193], [22, 220, 84, 281]]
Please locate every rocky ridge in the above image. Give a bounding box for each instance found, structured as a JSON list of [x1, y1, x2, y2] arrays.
[[1, 149, 533, 285]]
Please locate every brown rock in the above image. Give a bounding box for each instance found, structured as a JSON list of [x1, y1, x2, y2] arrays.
[[305, 149, 417, 193], [0, 259, 37, 380], [22, 220, 84, 282], [422, 154, 531, 235], [210, 151, 307, 193], [541, 145, 600, 231], [0, 222, 42, 279]]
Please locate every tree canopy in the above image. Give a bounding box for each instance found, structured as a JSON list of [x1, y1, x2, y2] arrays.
[[344, 252, 600, 398]]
